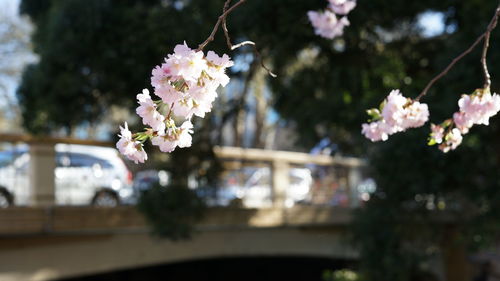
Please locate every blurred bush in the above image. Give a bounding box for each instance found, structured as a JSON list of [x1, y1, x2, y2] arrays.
[[137, 184, 205, 240]]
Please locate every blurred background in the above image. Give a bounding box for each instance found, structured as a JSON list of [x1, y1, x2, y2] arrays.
[[0, 0, 499, 280]]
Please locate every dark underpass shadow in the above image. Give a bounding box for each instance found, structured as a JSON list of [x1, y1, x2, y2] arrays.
[[60, 256, 356, 281]]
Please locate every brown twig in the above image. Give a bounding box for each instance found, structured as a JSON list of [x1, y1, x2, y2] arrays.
[[221, 2, 277, 77], [415, 5, 500, 101], [165, 102, 175, 120], [198, 0, 277, 77], [222, 0, 233, 49], [196, 0, 247, 51], [481, 8, 499, 89]]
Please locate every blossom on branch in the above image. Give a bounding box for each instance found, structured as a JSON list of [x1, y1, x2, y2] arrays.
[[438, 128, 463, 153], [136, 89, 165, 132], [151, 120, 194, 153], [308, 10, 349, 39], [428, 124, 445, 144], [457, 91, 500, 127], [428, 88, 500, 152], [117, 42, 233, 163], [361, 5, 500, 153], [362, 89, 429, 142], [308, 0, 355, 40], [328, 0, 356, 15], [116, 122, 148, 164], [361, 120, 392, 142]]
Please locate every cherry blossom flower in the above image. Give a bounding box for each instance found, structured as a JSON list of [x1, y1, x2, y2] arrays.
[[117, 42, 233, 163], [328, 0, 356, 15], [151, 120, 194, 153], [452, 112, 472, 134], [402, 101, 429, 129], [429, 124, 444, 144], [307, 10, 349, 40], [457, 92, 500, 126], [308, 0, 355, 40], [166, 42, 207, 82], [154, 83, 185, 105], [428, 89, 500, 152], [151, 64, 171, 89], [116, 122, 147, 164], [136, 89, 165, 132], [381, 89, 408, 129], [361, 120, 394, 142], [150, 42, 233, 120], [206, 51, 234, 87], [362, 89, 429, 142], [438, 128, 463, 153], [178, 121, 194, 148]]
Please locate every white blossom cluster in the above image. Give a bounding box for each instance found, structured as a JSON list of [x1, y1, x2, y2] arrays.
[[429, 88, 500, 152], [307, 0, 356, 39], [117, 42, 234, 163], [362, 90, 429, 142]]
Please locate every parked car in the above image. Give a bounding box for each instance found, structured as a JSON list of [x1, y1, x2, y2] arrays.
[[129, 167, 313, 208], [0, 144, 134, 207], [219, 167, 313, 208], [132, 169, 170, 193], [132, 170, 216, 204]]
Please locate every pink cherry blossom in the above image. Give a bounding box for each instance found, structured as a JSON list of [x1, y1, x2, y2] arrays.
[[166, 42, 207, 82], [381, 89, 408, 129], [151, 64, 171, 88], [381, 90, 429, 130], [118, 42, 234, 162], [458, 92, 500, 126], [402, 101, 429, 129], [178, 121, 194, 148], [116, 122, 148, 164], [150, 42, 233, 121], [154, 83, 185, 105], [206, 51, 234, 69], [452, 111, 472, 134], [361, 120, 392, 142], [151, 120, 194, 152], [136, 89, 166, 132], [439, 128, 463, 153], [151, 132, 177, 153], [328, 0, 356, 15], [206, 51, 234, 87], [307, 10, 349, 40], [362, 89, 429, 142], [429, 124, 444, 144]]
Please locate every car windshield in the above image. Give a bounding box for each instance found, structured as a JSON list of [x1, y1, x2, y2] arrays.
[[0, 149, 27, 168]]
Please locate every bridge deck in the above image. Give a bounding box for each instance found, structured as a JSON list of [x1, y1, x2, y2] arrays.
[[0, 206, 352, 236]]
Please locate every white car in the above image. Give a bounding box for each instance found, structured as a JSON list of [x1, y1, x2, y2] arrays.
[[0, 144, 134, 207], [220, 167, 313, 208]]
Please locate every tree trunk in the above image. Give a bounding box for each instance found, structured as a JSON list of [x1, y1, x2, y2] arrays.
[[233, 62, 257, 147]]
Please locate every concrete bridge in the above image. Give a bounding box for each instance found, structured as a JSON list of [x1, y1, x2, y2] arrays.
[[0, 206, 355, 281], [0, 134, 472, 281]]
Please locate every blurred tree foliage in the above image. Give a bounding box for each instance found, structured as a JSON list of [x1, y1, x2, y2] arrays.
[[137, 183, 205, 240], [18, 0, 500, 279]]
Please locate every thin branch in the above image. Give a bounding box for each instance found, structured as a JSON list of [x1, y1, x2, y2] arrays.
[[221, 0, 276, 77], [415, 6, 500, 101], [196, 0, 246, 52], [231, 40, 277, 78], [481, 31, 492, 89], [200, 0, 277, 77], [166, 102, 175, 120], [222, 0, 233, 49], [481, 6, 499, 89]]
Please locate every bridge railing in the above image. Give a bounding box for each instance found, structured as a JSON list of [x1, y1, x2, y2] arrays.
[[0, 133, 114, 206], [0, 133, 369, 208], [213, 146, 369, 209]]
